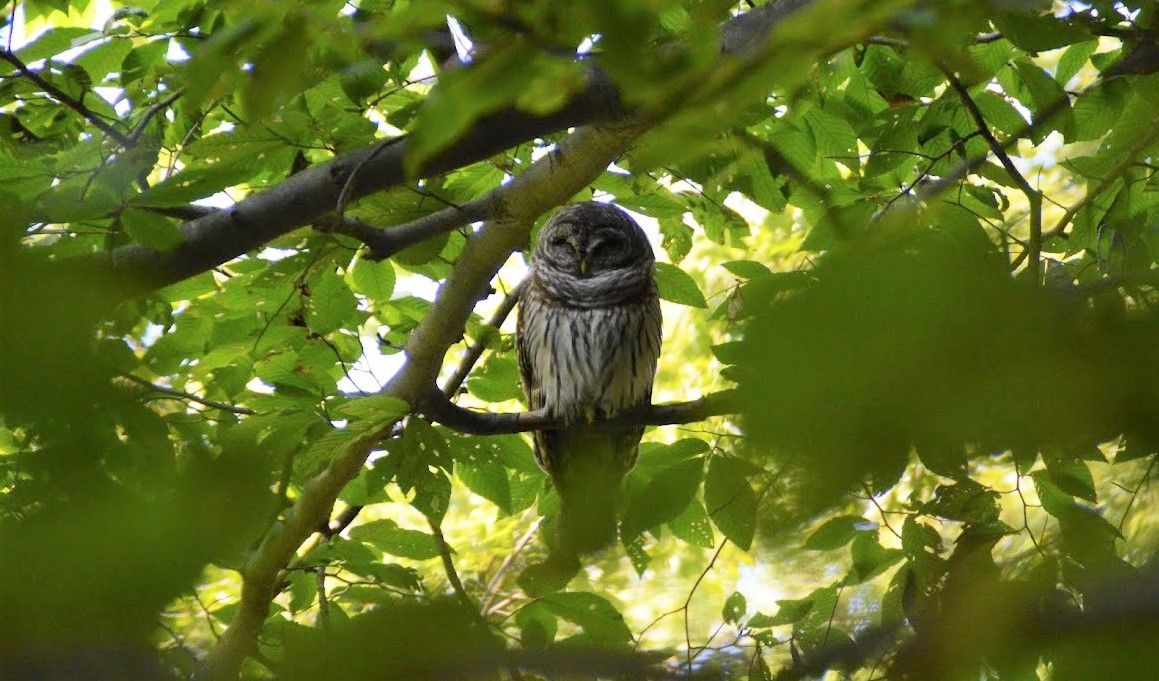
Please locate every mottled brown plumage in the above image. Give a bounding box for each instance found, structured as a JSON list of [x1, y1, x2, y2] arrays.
[[517, 202, 662, 554]]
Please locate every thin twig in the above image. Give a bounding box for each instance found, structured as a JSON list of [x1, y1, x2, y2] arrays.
[[314, 566, 331, 630], [943, 69, 1043, 280], [685, 539, 729, 674], [429, 517, 487, 625], [1116, 454, 1157, 534], [118, 373, 256, 415], [442, 280, 525, 396], [126, 88, 184, 145], [480, 517, 543, 616], [0, 50, 130, 145]]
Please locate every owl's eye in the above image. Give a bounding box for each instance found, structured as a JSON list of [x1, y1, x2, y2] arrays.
[[590, 232, 625, 257]]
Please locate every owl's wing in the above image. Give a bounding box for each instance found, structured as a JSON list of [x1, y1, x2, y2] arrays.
[[515, 302, 543, 412], [516, 297, 557, 471]]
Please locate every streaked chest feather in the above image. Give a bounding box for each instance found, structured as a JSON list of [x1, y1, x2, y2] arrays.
[[521, 295, 661, 420]]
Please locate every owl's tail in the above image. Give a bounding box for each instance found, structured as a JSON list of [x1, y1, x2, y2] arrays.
[[557, 473, 622, 555], [551, 435, 628, 555]]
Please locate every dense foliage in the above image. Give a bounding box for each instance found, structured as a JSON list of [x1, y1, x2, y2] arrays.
[[1, 0, 1157, 679]]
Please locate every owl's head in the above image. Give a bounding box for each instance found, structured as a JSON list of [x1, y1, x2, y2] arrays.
[[534, 202, 654, 278]]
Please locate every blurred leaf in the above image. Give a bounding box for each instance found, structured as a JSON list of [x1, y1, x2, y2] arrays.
[[622, 455, 704, 538], [803, 515, 876, 551], [348, 519, 440, 560], [541, 591, 632, 646], [705, 455, 757, 551]]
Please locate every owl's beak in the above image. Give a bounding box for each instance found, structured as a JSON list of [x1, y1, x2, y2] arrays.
[[579, 257, 589, 276]]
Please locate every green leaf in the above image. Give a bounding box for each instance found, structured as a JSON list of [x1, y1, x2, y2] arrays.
[[305, 269, 360, 336], [332, 395, 409, 422], [131, 164, 256, 207], [992, 13, 1090, 53], [16, 28, 101, 63], [658, 214, 693, 263], [803, 515, 876, 551], [1030, 472, 1076, 519], [1056, 40, 1098, 85], [667, 500, 715, 548], [120, 208, 182, 250], [621, 456, 705, 538], [457, 461, 512, 514], [749, 653, 773, 681], [653, 262, 707, 308], [287, 570, 317, 613], [705, 456, 757, 551], [242, 16, 313, 122], [804, 107, 858, 157], [846, 533, 903, 584], [766, 594, 818, 626], [515, 602, 557, 649], [348, 256, 396, 304], [1045, 454, 1097, 502], [723, 260, 772, 280], [622, 533, 651, 576], [348, 519, 441, 560], [467, 354, 522, 403], [972, 91, 1028, 137], [722, 591, 746, 624]]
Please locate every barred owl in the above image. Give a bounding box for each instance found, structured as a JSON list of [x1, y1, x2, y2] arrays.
[[517, 202, 662, 555]]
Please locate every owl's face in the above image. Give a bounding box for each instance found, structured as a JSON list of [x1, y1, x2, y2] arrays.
[[534, 202, 653, 278]]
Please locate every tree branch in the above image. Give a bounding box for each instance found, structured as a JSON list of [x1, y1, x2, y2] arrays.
[[1041, 123, 1159, 242], [419, 389, 740, 435], [428, 517, 485, 625], [319, 189, 499, 261]]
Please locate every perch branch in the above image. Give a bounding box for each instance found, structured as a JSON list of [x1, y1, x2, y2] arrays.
[[420, 389, 740, 435]]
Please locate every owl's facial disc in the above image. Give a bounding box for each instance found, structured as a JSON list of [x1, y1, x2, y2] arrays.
[[537, 202, 654, 279]]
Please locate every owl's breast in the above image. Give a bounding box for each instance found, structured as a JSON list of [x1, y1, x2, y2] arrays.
[[519, 290, 661, 423]]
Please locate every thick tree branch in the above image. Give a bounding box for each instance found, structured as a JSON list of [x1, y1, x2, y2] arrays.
[[196, 122, 648, 680], [419, 389, 740, 435], [103, 0, 818, 297]]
